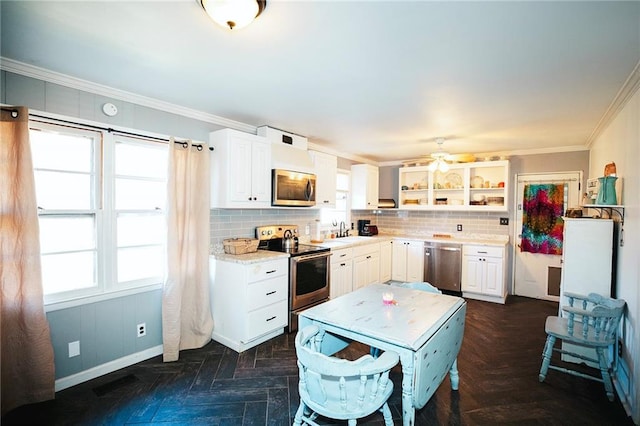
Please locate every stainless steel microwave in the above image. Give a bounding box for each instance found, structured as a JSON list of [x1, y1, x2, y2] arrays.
[[272, 169, 316, 207]]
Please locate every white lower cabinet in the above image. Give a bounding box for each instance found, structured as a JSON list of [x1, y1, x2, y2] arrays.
[[209, 257, 288, 352], [461, 245, 506, 303], [352, 244, 380, 290], [391, 239, 424, 282], [330, 247, 353, 299], [379, 240, 392, 283]]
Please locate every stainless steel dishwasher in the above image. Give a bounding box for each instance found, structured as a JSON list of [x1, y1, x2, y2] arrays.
[[424, 242, 462, 292]]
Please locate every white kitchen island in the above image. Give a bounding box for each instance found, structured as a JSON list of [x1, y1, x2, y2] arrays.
[[299, 283, 466, 426]]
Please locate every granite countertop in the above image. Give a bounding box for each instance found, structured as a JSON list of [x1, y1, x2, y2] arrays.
[[210, 250, 289, 264]]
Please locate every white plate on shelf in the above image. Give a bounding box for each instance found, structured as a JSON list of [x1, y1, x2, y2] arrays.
[[471, 175, 484, 188], [445, 172, 463, 189]]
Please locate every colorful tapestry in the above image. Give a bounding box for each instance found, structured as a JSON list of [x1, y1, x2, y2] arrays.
[[521, 184, 565, 255]]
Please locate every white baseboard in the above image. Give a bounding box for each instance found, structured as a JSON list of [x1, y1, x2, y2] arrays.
[[54, 345, 163, 392]]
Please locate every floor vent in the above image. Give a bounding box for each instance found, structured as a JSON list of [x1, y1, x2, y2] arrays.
[[92, 374, 139, 396]]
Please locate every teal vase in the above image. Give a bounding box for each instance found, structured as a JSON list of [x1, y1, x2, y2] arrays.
[[595, 176, 618, 205]]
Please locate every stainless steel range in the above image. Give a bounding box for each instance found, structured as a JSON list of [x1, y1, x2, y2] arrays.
[[256, 225, 330, 332]]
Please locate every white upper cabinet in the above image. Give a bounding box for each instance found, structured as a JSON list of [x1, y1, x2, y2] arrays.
[[210, 128, 272, 208], [398, 160, 509, 211], [309, 151, 337, 208], [351, 164, 379, 210]]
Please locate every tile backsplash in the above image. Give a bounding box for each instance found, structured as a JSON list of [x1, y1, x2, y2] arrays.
[[210, 209, 320, 244], [353, 209, 511, 237], [210, 208, 510, 246]]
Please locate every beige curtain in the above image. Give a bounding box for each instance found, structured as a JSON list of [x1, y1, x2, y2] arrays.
[[162, 139, 213, 362], [0, 107, 55, 414]]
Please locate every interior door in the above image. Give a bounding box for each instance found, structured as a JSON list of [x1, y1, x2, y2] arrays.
[[512, 172, 582, 300]]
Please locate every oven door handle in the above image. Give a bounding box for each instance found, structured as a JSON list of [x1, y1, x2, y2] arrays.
[[292, 251, 330, 262]]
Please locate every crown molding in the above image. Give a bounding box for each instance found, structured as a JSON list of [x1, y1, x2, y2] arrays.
[[377, 145, 589, 167], [0, 57, 256, 134], [307, 141, 375, 165], [586, 59, 640, 148]]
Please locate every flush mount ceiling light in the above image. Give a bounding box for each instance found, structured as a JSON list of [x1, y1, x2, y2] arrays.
[[200, 0, 266, 30], [428, 138, 451, 173]]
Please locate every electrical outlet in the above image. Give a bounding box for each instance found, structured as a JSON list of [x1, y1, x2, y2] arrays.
[[68, 340, 80, 358], [137, 323, 146, 337], [500, 217, 509, 225], [456, 224, 463, 232]]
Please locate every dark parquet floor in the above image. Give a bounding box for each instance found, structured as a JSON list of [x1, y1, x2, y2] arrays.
[[3, 296, 634, 425]]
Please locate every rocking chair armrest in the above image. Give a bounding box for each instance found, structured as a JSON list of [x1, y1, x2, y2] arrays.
[[563, 291, 590, 301], [360, 351, 399, 375], [563, 292, 604, 307], [561, 306, 596, 317], [562, 305, 620, 318]]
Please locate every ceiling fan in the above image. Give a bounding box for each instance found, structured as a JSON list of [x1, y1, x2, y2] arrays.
[[427, 138, 451, 172], [401, 136, 476, 168]]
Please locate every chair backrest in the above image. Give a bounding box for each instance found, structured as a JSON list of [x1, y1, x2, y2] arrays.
[[295, 325, 399, 418], [562, 292, 626, 344]]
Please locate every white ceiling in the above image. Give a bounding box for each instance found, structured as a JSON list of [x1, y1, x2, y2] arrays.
[[1, 1, 639, 163]]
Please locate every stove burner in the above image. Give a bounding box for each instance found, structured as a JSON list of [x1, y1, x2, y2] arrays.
[[256, 225, 329, 257]]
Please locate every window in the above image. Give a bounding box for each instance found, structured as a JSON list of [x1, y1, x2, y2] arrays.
[[30, 121, 168, 304], [320, 169, 351, 230]]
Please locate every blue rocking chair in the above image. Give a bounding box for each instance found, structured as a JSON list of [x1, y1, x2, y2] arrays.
[[294, 325, 400, 426], [538, 292, 626, 401]]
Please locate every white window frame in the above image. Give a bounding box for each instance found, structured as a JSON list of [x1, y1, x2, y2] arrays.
[[319, 169, 351, 232], [29, 119, 168, 308]]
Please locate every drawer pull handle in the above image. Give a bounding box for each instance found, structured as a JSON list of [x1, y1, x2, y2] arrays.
[[265, 270, 277, 274], [266, 316, 277, 322], [340, 262, 346, 266], [477, 251, 488, 254], [340, 254, 347, 258], [266, 290, 276, 296]]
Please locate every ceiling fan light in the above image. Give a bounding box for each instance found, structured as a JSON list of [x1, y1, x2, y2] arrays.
[[200, 0, 265, 30], [438, 161, 450, 173]]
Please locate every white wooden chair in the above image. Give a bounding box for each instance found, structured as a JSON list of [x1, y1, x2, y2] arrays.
[[294, 325, 400, 426], [538, 292, 626, 401]]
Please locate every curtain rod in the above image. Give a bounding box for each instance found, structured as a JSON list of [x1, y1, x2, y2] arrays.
[[28, 112, 213, 151]]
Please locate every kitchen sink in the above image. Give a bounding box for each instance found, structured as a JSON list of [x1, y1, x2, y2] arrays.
[[315, 236, 377, 248]]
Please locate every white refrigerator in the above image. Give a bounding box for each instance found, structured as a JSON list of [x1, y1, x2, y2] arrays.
[[559, 218, 616, 366]]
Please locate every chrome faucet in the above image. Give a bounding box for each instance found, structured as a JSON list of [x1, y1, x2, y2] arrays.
[[338, 221, 349, 238]]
